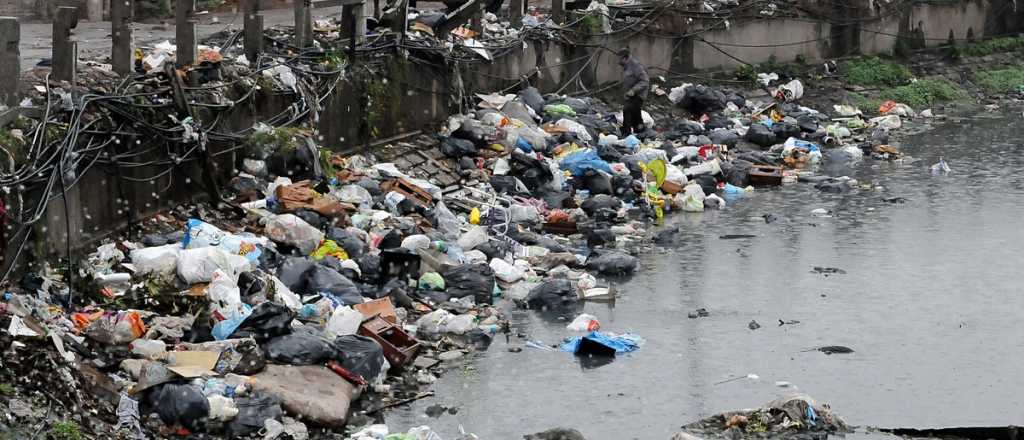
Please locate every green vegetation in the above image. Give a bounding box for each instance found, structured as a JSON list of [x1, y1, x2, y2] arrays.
[[246, 126, 304, 159], [881, 79, 966, 108], [48, 421, 84, 440], [973, 68, 1024, 94], [847, 93, 882, 113], [0, 382, 14, 396], [842, 57, 912, 87], [958, 36, 1024, 57]]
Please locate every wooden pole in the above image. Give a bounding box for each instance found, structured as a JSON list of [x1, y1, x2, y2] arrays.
[[0, 17, 20, 107], [111, 0, 133, 76]]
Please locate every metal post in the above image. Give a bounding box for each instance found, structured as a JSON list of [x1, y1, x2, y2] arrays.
[[52, 7, 78, 83], [243, 0, 263, 62], [0, 17, 19, 108], [294, 0, 312, 48], [551, 0, 565, 24], [509, 0, 524, 26], [389, 0, 408, 37], [470, 1, 483, 35], [111, 0, 132, 76], [175, 0, 196, 68]]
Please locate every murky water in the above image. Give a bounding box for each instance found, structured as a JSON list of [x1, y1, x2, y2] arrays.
[[387, 108, 1024, 439]]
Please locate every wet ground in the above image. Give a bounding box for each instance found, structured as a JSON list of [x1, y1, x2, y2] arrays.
[[387, 107, 1024, 439]]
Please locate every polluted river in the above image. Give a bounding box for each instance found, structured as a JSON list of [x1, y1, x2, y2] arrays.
[[388, 107, 1024, 439]]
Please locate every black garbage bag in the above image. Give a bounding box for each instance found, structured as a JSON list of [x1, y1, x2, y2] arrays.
[[535, 235, 570, 253], [596, 143, 623, 162], [736, 151, 775, 165], [227, 392, 284, 437], [694, 174, 718, 196], [680, 85, 727, 114], [688, 135, 713, 147], [440, 136, 477, 158], [230, 302, 295, 343], [501, 101, 535, 125], [304, 265, 363, 305], [258, 246, 288, 272], [581, 169, 612, 195], [585, 228, 617, 247], [214, 338, 266, 375], [327, 228, 366, 259], [292, 209, 324, 229], [238, 271, 268, 303], [378, 229, 403, 250], [525, 279, 577, 310], [142, 233, 169, 247], [772, 122, 801, 140], [264, 330, 337, 365], [475, 240, 510, 260], [490, 175, 522, 194], [797, 114, 819, 132], [724, 91, 746, 108], [673, 119, 705, 136], [724, 159, 753, 187], [611, 174, 635, 200], [580, 194, 622, 216], [509, 150, 552, 188], [518, 86, 545, 114], [331, 335, 386, 380], [147, 383, 209, 432], [356, 254, 381, 284], [577, 114, 615, 139], [379, 278, 415, 307], [705, 115, 732, 130], [277, 257, 316, 293], [452, 119, 487, 146], [586, 251, 639, 275], [745, 123, 776, 148], [708, 129, 739, 147], [442, 263, 495, 304]]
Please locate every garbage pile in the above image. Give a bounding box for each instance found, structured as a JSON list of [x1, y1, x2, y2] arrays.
[[1, 63, 920, 437], [672, 394, 850, 440]]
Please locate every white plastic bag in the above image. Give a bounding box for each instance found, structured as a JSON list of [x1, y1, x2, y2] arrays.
[[415, 309, 453, 335], [264, 214, 324, 255], [510, 204, 541, 223], [554, 118, 592, 142], [327, 306, 363, 336], [269, 275, 302, 310], [566, 314, 601, 332], [177, 247, 250, 284], [489, 258, 525, 283], [444, 313, 476, 334], [434, 202, 461, 241], [401, 234, 432, 252], [130, 244, 180, 276], [334, 185, 373, 206], [208, 270, 243, 318], [457, 225, 488, 250], [869, 114, 902, 130]]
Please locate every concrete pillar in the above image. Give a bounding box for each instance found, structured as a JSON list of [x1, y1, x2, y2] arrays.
[[175, 0, 196, 68], [341, 2, 366, 43], [390, 0, 408, 36], [243, 0, 263, 62], [111, 0, 132, 76], [551, 0, 565, 24], [509, 0, 524, 26], [294, 0, 312, 48], [0, 17, 19, 108], [52, 6, 78, 83]]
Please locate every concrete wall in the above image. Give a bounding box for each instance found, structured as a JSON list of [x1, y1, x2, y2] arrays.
[[691, 18, 826, 71], [909, 0, 988, 46]]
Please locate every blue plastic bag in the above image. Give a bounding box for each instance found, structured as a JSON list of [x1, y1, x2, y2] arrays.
[[560, 149, 612, 177], [515, 136, 533, 153], [560, 331, 643, 354], [212, 304, 253, 340]]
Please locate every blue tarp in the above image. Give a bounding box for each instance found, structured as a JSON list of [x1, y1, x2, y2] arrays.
[[560, 149, 612, 177], [560, 331, 644, 354]]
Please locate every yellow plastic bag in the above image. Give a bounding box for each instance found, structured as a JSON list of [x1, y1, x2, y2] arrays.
[[311, 239, 349, 260], [469, 208, 481, 225]]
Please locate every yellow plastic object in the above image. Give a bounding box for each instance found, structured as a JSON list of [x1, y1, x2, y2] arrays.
[[470, 208, 481, 225], [647, 159, 667, 188], [311, 240, 349, 261]]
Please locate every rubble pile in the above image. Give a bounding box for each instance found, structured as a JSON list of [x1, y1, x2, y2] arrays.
[[672, 394, 850, 440]]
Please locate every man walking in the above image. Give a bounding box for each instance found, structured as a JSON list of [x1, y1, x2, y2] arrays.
[[618, 48, 650, 136]]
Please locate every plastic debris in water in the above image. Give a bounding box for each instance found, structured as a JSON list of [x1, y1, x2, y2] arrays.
[[931, 157, 951, 174]]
